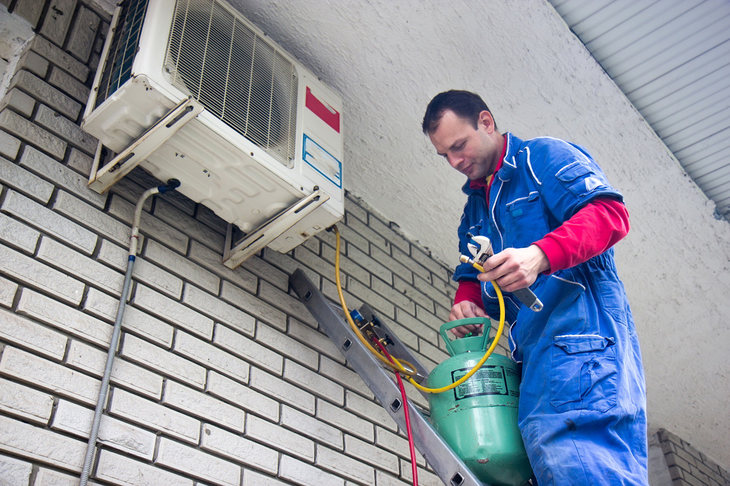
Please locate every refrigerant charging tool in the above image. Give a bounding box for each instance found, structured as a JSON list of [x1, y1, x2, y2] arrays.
[[462, 234, 543, 312]]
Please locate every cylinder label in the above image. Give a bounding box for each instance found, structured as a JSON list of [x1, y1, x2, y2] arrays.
[[451, 365, 518, 400]]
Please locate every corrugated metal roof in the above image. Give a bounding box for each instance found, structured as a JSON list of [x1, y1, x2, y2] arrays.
[[549, 0, 730, 221]]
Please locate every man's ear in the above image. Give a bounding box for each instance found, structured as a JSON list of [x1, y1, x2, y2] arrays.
[[478, 110, 495, 133]]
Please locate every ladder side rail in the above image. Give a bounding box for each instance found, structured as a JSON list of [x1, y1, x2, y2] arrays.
[[289, 269, 487, 486]]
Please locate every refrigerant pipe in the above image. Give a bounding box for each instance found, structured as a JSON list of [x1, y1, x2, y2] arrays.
[[79, 179, 180, 486]]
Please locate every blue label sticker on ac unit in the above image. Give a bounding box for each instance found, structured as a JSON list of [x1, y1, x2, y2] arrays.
[[303, 134, 342, 188]]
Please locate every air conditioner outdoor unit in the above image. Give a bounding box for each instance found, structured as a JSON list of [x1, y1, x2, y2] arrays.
[[82, 0, 344, 268]]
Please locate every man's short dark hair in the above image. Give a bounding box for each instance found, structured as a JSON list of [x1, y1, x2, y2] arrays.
[[421, 90, 497, 134]]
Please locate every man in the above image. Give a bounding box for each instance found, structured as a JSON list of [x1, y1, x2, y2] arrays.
[[422, 90, 647, 484]]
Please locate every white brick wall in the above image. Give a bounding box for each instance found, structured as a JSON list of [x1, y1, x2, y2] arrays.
[[220, 279, 288, 330], [53, 190, 128, 246], [20, 145, 105, 207], [107, 194, 188, 253], [51, 400, 156, 459], [0, 306, 67, 359], [145, 239, 220, 293], [121, 334, 207, 389], [133, 284, 214, 339], [0, 156, 54, 202], [156, 438, 242, 485], [84, 287, 174, 346], [345, 390, 397, 433], [66, 339, 163, 399], [0, 108, 67, 159], [0, 214, 40, 253], [34, 467, 98, 486], [188, 239, 258, 293], [242, 469, 289, 486], [256, 321, 319, 369], [0, 275, 18, 306], [164, 379, 245, 432], [109, 388, 201, 444], [202, 423, 279, 474], [249, 366, 316, 414], [246, 414, 314, 461], [281, 405, 343, 449], [0, 378, 54, 424], [0, 346, 100, 405], [345, 435, 400, 475], [206, 370, 279, 421], [279, 455, 344, 486], [185, 284, 256, 336], [0, 415, 86, 472], [98, 240, 183, 298], [318, 398, 375, 442], [317, 445, 375, 484], [4, 189, 97, 253], [0, 242, 85, 304], [95, 449, 193, 486], [17, 287, 110, 347], [175, 329, 251, 382], [1, 1, 661, 485], [285, 359, 344, 405], [0, 454, 33, 486], [37, 236, 123, 293], [213, 323, 280, 374]]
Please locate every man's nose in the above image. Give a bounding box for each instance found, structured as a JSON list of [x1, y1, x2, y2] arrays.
[[447, 153, 464, 170]]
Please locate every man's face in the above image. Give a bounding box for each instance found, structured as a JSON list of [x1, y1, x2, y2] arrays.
[[428, 109, 500, 181]]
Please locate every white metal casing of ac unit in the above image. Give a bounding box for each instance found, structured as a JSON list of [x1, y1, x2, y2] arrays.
[[82, 0, 344, 267]]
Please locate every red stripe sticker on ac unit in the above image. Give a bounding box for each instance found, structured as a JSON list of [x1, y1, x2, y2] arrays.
[[305, 86, 340, 133]]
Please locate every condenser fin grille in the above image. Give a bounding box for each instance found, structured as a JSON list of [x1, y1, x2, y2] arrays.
[[95, 0, 150, 108], [165, 0, 298, 167]]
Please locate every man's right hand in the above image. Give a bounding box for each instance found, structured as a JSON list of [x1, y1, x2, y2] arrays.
[[448, 301, 489, 338]]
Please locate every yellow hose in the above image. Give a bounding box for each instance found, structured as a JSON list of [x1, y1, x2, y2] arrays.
[[333, 226, 416, 375], [332, 226, 506, 394]]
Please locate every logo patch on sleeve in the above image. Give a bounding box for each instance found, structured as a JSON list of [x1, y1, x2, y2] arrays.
[[585, 177, 604, 192]]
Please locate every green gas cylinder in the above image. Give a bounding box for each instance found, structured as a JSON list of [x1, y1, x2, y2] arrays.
[[427, 318, 532, 486]]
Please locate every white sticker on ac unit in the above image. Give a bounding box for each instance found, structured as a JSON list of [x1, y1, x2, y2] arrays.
[[303, 134, 342, 188]]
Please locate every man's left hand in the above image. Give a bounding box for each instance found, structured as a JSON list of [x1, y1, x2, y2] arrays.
[[476, 245, 550, 291]]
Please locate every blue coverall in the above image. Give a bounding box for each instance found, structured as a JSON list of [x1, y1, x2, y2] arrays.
[[454, 133, 648, 485]]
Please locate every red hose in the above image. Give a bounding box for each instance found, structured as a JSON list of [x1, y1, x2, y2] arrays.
[[373, 338, 419, 486]]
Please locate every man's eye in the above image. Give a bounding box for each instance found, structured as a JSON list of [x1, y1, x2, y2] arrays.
[[453, 142, 465, 151]]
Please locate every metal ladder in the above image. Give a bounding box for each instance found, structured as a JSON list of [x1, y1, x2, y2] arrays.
[[289, 269, 489, 486]]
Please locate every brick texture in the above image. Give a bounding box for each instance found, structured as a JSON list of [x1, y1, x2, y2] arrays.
[[51, 399, 156, 459], [656, 428, 730, 486], [202, 423, 279, 473], [0, 2, 725, 486], [1, 155, 55, 203], [0, 454, 33, 485]]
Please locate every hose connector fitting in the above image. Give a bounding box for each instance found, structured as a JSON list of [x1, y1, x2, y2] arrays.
[[158, 178, 181, 193]]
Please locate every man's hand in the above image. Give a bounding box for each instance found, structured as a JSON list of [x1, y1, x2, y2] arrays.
[[448, 301, 488, 338], [477, 244, 550, 291]]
